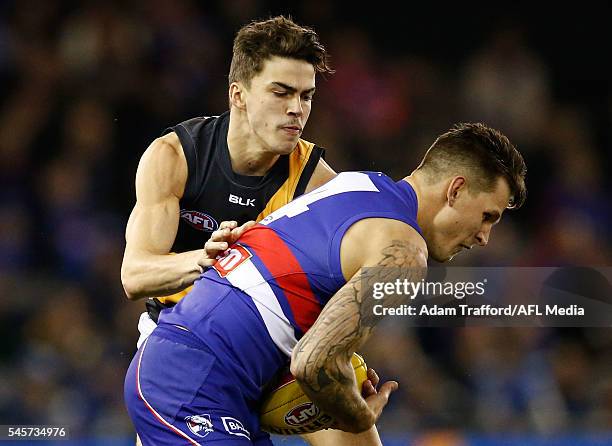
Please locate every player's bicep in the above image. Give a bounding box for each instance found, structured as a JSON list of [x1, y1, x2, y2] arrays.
[[125, 194, 180, 256], [124, 135, 187, 256]]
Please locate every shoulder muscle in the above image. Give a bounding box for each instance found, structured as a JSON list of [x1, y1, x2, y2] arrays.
[[340, 218, 427, 280], [135, 132, 187, 204]]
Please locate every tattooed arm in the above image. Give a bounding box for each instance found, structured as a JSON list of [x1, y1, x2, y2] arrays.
[[290, 218, 428, 433]]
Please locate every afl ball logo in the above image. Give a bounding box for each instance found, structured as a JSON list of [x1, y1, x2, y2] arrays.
[[180, 210, 218, 232], [284, 402, 320, 426]]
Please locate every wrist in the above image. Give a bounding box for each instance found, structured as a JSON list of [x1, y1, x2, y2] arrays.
[[333, 403, 375, 433]]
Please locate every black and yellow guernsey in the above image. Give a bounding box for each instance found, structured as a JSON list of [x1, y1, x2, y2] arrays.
[[147, 111, 325, 317]]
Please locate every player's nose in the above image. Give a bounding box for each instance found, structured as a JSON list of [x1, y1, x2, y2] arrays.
[[475, 228, 490, 247], [287, 96, 303, 116]]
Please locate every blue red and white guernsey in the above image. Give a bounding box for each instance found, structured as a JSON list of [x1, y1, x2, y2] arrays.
[[124, 172, 423, 445]]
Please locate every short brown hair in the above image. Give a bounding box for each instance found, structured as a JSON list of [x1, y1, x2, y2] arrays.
[[229, 16, 333, 86], [418, 123, 527, 209]]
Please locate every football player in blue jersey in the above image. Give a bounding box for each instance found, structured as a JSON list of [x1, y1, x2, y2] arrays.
[[124, 123, 527, 444], [290, 124, 526, 434]]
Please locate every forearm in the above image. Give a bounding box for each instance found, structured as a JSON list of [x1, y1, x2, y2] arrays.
[[291, 275, 376, 432], [121, 249, 203, 300], [294, 353, 375, 433]]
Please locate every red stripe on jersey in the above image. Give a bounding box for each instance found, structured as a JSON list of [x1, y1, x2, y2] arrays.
[[239, 226, 320, 333]]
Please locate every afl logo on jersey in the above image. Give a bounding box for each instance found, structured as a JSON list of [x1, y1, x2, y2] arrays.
[[180, 210, 218, 232]]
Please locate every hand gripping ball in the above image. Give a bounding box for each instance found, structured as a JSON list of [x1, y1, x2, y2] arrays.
[[260, 353, 368, 435]]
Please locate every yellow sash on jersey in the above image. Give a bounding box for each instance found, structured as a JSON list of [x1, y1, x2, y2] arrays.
[[157, 139, 317, 305]]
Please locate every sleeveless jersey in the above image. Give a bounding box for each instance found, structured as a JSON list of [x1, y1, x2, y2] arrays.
[[155, 111, 325, 305], [158, 172, 422, 397]]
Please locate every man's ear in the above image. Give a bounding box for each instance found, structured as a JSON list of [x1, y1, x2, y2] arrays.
[[229, 82, 247, 110], [446, 176, 466, 207]]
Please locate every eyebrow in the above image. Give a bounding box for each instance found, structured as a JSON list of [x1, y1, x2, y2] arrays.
[[270, 82, 316, 94]]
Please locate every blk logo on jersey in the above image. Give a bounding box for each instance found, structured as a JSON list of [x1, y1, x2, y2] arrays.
[[213, 244, 252, 278], [180, 210, 218, 232], [221, 416, 250, 439], [185, 414, 213, 438], [229, 193, 256, 207]]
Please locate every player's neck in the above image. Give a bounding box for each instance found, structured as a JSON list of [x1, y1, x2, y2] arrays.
[[403, 172, 437, 240], [227, 113, 280, 176]]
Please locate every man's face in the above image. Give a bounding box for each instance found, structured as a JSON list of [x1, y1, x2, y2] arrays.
[[241, 56, 316, 154], [428, 177, 511, 262]]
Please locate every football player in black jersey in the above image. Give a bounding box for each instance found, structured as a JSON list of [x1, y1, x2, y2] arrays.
[[121, 16, 385, 446]]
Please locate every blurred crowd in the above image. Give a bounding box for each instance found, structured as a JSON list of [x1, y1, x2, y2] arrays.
[[0, 0, 610, 441]]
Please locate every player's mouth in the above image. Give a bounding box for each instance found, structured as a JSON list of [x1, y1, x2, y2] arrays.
[[280, 125, 302, 136], [460, 244, 472, 251]]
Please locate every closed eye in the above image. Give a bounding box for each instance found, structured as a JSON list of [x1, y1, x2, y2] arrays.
[[483, 211, 501, 224]]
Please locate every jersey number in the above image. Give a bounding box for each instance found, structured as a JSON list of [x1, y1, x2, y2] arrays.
[[213, 244, 252, 278]]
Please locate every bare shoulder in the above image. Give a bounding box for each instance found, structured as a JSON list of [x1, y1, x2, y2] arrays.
[[305, 158, 337, 193], [142, 132, 184, 165], [316, 157, 336, 175], [340, 218, 427, 280], [136, 132, 187, 201]]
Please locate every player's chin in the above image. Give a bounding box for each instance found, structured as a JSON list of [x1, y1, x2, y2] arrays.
[[431, 251, 454, 263], [275, 139, 299, 154]]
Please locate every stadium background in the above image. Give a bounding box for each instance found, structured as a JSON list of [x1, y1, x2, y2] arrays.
[[0, 1, 610, 444]]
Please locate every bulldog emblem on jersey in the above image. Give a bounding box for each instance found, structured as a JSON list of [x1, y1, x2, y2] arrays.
[[185, 414, 214, 438], [180, 210, 218, 232]]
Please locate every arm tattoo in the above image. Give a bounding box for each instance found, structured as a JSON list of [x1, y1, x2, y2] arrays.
[[292, 239, 426, 428]]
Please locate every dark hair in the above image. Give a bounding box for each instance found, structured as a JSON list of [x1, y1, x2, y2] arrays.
[[418, 123, 527, 209], [229, 16, 333, 86]]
